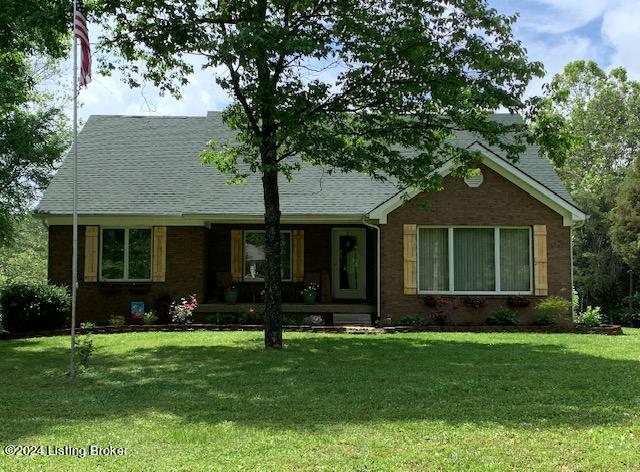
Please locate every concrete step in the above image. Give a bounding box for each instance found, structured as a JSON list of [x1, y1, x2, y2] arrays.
[[333, 313, 372, 326]]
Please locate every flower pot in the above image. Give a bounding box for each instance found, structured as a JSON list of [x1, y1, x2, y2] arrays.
[[224, 290, 239, 304], [303, 291, 317, 305]]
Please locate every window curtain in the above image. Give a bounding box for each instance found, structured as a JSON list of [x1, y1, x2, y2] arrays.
[[418, 228, 449, 291], [454, 228, 495, 291], [500, 229, 531, 291]]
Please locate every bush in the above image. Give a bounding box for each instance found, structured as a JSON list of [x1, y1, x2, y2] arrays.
[[576, 306, 602, 327], [533, 313, 556, 326], [108, 315, 125, 326], [143, 312, 158, 325], [535, 296, 570, 326], [0, 282, 70, 332], [207, 313, 238, 325], [303, 314, 324, 326], [486, 307, 519, 326], [75, 325, 95, 372], [610, 308, 640, 327], [399, 315, 426, 327]]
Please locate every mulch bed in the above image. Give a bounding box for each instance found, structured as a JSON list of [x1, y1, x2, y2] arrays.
[[0, 323, 623, 340]]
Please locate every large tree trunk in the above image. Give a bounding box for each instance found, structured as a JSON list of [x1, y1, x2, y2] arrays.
[[262, 150, 283, 349]]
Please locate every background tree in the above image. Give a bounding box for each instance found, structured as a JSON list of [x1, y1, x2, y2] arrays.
[[0, 215, 48, 287], [0, 0, 71, 247], [535, 60, 640, 314], [610, 159, 640, 312], [96, 0, 556, 348]]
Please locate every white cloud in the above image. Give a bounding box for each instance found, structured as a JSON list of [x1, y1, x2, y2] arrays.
[[601, 1, 640, 78], [515, 0, 616, 33], [523, 35, 602, 97], [76, 56, 231, 120]]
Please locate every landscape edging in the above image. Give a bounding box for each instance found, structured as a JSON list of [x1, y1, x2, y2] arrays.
[[0, 323, 624, 340]]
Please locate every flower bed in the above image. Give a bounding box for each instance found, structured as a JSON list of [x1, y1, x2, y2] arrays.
[[0, 323, 623, 339]]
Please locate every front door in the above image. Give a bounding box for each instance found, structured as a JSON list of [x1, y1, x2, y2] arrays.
[[332, 228, 366, 300]]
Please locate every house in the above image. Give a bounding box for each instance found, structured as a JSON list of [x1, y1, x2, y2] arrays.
[[36, 112, 586, 325]]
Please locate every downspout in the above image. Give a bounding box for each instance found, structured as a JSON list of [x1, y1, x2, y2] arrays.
[[571, 217, 587, 319], [362, 217, 381, 323]]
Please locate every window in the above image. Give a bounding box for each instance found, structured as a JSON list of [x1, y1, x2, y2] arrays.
[[100, 228, 152, 281], [417, 227, 532, 294], [243, 231, 292, 281]]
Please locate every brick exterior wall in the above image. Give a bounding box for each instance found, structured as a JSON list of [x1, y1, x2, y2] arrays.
[[48, 225, 207, 322], [379, 164, 573, 325]]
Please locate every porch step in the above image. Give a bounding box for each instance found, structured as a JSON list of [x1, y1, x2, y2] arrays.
[[332, 313, 372, 326]]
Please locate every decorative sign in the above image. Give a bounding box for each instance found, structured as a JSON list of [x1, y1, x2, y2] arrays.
[[130, 301, 145, 315]]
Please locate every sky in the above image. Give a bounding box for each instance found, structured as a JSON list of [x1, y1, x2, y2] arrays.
[[74, 0, 640, 121]]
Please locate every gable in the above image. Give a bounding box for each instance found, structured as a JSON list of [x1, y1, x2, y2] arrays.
[[368, 142, 586, 226]]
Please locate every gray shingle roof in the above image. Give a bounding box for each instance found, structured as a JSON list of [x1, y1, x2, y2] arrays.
[[36, 112, 575, 217]]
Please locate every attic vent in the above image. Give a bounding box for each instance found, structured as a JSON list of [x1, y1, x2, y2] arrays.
[[464, 170, 484, 188]]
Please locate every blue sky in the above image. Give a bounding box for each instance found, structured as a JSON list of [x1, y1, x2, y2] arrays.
[[75, 0, 640, 120]]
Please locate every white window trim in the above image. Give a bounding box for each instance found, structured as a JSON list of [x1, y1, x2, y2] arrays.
[[417, 225, 533, 295], [242, 230, 293, 282], [99, 227, 153, 282]]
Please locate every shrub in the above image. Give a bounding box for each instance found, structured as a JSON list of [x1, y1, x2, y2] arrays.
[[430, 311, 448, 326], [399, 315, 426, 327], [0, 282, 70, 332], [142, 312, 158, 324], [576, 306, 602, 327], [533, 313, 556, 326], [303, 314, 324, 326], [486, 307, 519, 326], [536, 295, 571, 322], [75, 336, 94, 370], [108, 315, 125, 326], [207, 313, 237, 324]]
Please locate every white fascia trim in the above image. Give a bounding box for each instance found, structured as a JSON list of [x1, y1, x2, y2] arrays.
[[39, 213, 366, 226], [368, 143, 586, 226]]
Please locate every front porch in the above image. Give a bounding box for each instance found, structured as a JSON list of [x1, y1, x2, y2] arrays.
[[206, 223, 378, 307], [198, 302, 376, 314]]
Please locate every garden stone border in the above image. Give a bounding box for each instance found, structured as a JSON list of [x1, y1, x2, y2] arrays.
[[0, 323, 623, 340]]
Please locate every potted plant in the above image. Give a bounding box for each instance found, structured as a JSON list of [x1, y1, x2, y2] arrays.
[[224, 285, 239, 304], [302, 282, 319, 305]]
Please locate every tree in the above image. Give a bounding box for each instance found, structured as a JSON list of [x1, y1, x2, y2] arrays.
[[610, 159, 640, 311], [534, 61, 640, 312], [0, 215, 48, 287], [95, 0, 553, 348], [0, 0, 71, 247]]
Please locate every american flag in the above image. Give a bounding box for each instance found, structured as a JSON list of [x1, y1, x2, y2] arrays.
[[74, 0, 91, 87]]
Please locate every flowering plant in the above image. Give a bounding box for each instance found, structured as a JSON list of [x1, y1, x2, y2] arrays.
[[302, 282, 320, 297], [171, 294, 198, 324], [143, 311, 158, 325], [430, 297, 460, 326], [130, 313, 144, 324], [303, 314, 323, 326]]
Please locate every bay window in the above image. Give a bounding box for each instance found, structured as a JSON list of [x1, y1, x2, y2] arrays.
[[417, 227, 532, 294], [100, 228, 152, 281]]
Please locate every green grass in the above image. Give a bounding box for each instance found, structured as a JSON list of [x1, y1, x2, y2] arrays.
[[1, 330, 640, 471]]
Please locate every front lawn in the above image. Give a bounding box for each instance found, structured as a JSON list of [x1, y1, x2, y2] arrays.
[[1, 330, 639, 471]]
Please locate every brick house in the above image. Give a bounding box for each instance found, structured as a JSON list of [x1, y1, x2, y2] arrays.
[[36, 112, 586, 325]]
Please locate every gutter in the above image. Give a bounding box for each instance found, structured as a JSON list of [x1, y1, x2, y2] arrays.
[[362, 217, 381, 322]]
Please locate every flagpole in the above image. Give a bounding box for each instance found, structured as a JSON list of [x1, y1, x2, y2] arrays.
[[70, 0, 78, 378]]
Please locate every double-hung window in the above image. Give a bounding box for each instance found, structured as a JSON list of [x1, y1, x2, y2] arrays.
[[417, 227, 532, 294], [244, 230, 292, 281], [100, 228, 152, 281]]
